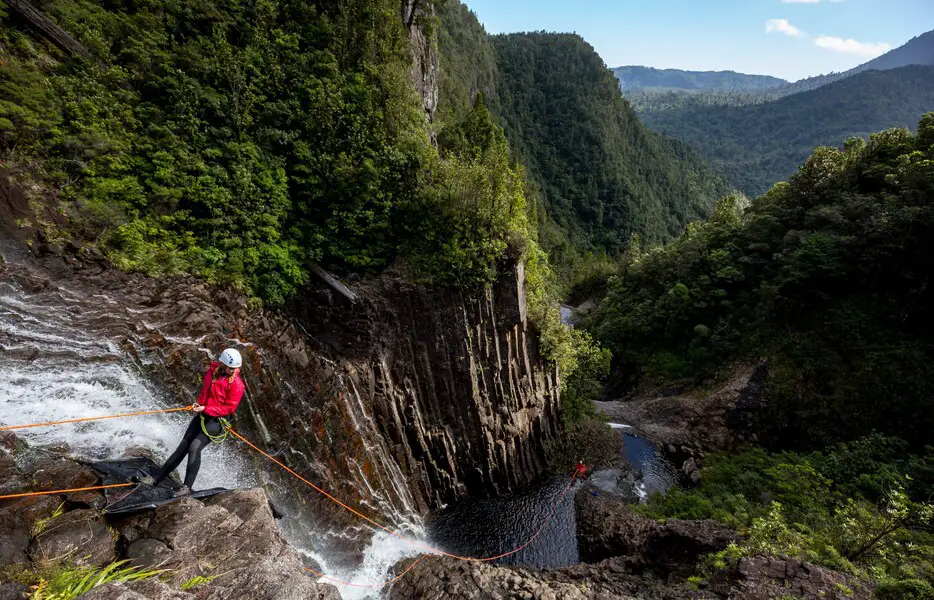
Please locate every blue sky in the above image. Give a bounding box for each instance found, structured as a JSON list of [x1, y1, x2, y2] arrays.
[[460, 0, 933, 81]]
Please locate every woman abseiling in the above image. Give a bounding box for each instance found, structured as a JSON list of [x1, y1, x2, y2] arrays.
[[137, 348, 245, 497]]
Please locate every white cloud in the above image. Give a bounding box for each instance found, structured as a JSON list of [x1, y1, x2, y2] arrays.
[[765, 19, 806, 38], [814, 35, 892, 57]]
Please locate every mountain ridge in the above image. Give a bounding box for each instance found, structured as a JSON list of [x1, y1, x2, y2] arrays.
[[613, 65, 787, 92], [639, 64, 934, 196]]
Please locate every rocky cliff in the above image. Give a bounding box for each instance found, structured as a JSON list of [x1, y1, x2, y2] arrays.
[[402, 0, 440, 121], [2, 169, 562, 530]]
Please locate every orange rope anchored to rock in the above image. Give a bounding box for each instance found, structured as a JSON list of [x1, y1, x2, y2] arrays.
[[226, 426, 579, 563], [0, 483, 132, 501], [0, 407, 584, 589], [0, 406, 193, 432]]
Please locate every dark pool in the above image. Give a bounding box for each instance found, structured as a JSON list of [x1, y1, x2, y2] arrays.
[[424, 426, 679, 568]]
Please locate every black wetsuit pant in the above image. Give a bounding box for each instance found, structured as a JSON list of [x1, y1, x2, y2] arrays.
[[153, 415, 222, 489]]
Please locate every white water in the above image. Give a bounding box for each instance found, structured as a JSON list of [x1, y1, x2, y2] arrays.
[[0, 270, 424, 599]]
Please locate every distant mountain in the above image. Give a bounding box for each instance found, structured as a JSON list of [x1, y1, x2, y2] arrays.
[[613, 66, 787, 92], [771, 29, 934, 96], [639, 65, 934, 197]]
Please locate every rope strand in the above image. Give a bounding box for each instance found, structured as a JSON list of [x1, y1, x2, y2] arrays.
[[0, 407, 580, 589], [0, 406, 193, 432], [226, 426, 577, 563], [0, 483, 132, 500]]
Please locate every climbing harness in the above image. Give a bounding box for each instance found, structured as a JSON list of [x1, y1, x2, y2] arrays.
[[1, 407, 585, 589], [200, 414, 230, 444]]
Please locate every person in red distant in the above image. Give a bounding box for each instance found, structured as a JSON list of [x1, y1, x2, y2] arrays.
[[137, 348, 245, 496]]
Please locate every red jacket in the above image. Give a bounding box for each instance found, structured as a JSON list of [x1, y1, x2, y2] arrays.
[[197, 361, 245, 418]]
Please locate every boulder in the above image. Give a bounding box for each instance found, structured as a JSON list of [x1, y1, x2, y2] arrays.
[[77, 579, 194, 600], [28, 508, 117, 569], [711, 555, 873, 600], [0, 583, 28, 600], [124, 488, 340, 600], [575, 488, 738, 574]]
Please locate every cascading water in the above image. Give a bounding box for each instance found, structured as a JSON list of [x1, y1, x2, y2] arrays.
[[0, 256, 425, 600]]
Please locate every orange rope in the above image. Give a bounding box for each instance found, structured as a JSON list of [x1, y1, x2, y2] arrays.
[[0, 406, 193, 431], [304, 556, 425, 589], [226, 426, 577, 563], [0, 483, 132, 500], [0, 407, 580, 589]]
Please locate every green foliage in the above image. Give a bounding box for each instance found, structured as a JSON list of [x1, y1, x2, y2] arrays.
[[633, 65, 934, 197], [0, 0, 543, 303], [876, 578, 934, 600], [489, 33, 733, 259], [588, 116, 934, 450], [181, 575, 217, 590], [650, 443, 934, 590], [404, 94, 532, 291], [31, 503, 65, 538], [29, 560, 165, 600], [560, 329, 611, 424]]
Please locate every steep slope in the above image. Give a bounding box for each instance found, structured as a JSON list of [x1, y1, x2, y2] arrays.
[[487, 33, 732, 255], [587, 113, 934, 451], [613, 66, 787, 91], [640, 65, 934, 196]]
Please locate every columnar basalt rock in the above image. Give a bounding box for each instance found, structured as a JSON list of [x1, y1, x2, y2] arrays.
[[2, 222, 561, 530]]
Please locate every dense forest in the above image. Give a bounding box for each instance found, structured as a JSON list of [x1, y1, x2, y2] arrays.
[[489, 33, 733, 255], [584, 116, 934, 594], [636, 65, 934, 196], [434, 4, 733, 282], [0, 0, 545, 303], [613, 66, 786, 92]]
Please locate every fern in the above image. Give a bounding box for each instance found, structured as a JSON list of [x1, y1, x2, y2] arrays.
[[29, 560, 166, 600]]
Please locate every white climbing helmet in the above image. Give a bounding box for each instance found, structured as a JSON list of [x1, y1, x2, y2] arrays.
[[218, 348, 242, 369]]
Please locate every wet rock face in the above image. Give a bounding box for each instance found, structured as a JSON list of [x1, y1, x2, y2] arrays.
[[402, 0, 440, 120], [0, 433, 340, 600], [286, 261, 562, 512], [122, 488, 340, 600]]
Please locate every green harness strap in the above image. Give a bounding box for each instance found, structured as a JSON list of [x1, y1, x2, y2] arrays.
[[200, 414, 230, 444]]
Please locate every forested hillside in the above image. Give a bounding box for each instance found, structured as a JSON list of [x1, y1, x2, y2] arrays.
[[770, 28, 934, 97], [613, 66, 786, 91], [586, 116, 934, 595], [638, 65, 934, 196], [0, 0, 542, 303], [587, 115, 934, 451], [434, 5, 733, 280], [490, 34, 733, 255]]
